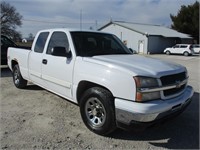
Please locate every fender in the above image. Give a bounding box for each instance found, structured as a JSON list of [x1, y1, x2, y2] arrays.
[[73, 57, 136, 102]]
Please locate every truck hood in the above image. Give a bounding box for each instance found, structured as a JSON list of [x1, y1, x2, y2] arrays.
[[83, 55, 186, 77]]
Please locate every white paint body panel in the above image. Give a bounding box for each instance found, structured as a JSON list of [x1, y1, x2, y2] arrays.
[[7, 28, 192, 123]]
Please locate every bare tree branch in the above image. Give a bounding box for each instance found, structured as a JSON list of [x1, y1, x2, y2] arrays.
[[1, 1, 23, 40]]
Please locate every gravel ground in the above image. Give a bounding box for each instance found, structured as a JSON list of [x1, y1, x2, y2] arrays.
[[0, 54, 199, 149]]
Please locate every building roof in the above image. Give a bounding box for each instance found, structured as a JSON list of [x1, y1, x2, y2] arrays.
[[99, 21, 191, 38]]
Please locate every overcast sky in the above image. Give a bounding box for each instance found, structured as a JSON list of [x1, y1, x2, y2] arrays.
[[4, 0, 198, 38]]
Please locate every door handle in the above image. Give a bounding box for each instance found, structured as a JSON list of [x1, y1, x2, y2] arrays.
[[42, 59, 48, 64]]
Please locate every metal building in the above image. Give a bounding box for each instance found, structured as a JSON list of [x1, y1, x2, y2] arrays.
[[99, 21, 192, 54]]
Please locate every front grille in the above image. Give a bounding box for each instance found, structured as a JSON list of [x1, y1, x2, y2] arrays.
[[160, 72, 186, 97]]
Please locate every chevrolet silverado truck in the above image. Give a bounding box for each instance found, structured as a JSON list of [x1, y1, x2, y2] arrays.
[[7, 28, 194, 135]]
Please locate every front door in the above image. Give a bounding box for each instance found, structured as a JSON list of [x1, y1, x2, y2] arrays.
[[41, 31, 75, 99]]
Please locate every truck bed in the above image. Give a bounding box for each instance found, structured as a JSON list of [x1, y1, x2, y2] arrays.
[[17, 45, 31, 50], [7, 47, 30, 80]]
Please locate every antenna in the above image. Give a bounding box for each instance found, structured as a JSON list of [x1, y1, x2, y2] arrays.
[[95, 20, 97, 30], [110, 16, 113, 23]]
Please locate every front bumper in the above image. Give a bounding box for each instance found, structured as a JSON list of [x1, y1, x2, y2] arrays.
[[115, 86, 194, 130]]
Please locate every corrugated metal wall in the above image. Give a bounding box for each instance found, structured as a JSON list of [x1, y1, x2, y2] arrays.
[[100, 24, 148, 54], [100, 24, 193, 54], [148, 36, 180, 54]]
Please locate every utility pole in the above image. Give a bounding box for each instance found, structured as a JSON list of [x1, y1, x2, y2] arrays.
[[95, 20, 98, 30], [80, 9, 82, 30]]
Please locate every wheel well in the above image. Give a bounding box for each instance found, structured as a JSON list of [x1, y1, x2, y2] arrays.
[[11, 60, 18, 70], [76, 81, 113, 105], [183, 51, 189, 55]]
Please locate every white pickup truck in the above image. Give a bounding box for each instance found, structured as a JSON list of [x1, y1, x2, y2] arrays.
[[7, 28, 194, 135]]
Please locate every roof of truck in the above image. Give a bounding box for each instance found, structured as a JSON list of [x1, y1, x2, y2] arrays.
[[38, 28, 108, 33]]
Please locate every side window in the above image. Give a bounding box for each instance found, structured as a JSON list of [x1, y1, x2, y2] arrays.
[[174, 45, 179, 48], [194, 45, 200, 48], [46, 32, 69, 55], [180, 45, 187, 48], [34, 32, 49, 53]]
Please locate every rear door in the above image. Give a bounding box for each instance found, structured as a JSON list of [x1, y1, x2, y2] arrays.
[[29, 32, 49, 85], [179, 45, 188, 54], [41, 31, 75, 99]]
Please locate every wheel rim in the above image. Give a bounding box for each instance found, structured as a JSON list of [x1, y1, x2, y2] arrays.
[[14, 68, 20, 85], [85, 97, 106, 127]]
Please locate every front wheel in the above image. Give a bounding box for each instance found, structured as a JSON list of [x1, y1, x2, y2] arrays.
[[80, 87, 116, 135], [13, 64, 27, 89], [166, 51, 170, 55]]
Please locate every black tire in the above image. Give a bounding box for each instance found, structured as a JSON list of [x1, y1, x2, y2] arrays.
[[13, 64, 27, 89], [166, 51, 170, 55], [183, 51, 189, 56], [80, 87, 116, 135]]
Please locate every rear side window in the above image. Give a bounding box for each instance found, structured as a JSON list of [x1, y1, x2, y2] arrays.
[[34, 32, 49, 53], [180, 45, 187, 48], [46, 32, 69, 55]]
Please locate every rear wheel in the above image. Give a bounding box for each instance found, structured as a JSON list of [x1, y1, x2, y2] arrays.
[[183, 51, 189, 56], [80, 87, 116, 135], [13, 64, 27, 88]]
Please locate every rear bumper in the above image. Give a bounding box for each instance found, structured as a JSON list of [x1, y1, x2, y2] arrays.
[[115, 86, 194, 130]]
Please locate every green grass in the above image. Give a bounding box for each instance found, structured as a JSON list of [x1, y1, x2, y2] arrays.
[[16, 42, 32, 47]]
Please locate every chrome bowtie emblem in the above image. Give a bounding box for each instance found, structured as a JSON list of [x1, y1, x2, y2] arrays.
[[175, 80, 181, 88]]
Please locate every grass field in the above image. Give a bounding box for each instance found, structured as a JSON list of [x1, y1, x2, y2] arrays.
[[16, 42, 32, 47]]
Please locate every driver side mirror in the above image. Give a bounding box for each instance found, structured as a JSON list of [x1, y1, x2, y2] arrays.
[[51, 47, 72, 58]]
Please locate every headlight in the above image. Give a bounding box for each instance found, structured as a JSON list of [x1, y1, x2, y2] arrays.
[[134, 76, 158, 88], [185, 69, 188, 78], [134, 76, 160, 102]]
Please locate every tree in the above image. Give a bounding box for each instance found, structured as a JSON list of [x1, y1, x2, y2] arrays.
[[28, 33, 34, 40], [170, 1, 199, 43], [1, 1, 23, 41]]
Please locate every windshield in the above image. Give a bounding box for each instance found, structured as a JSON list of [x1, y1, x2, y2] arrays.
[[70, 32, 132, 57]]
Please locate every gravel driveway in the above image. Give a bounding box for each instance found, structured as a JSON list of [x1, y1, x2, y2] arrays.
[[0, 54, 199, 149]]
